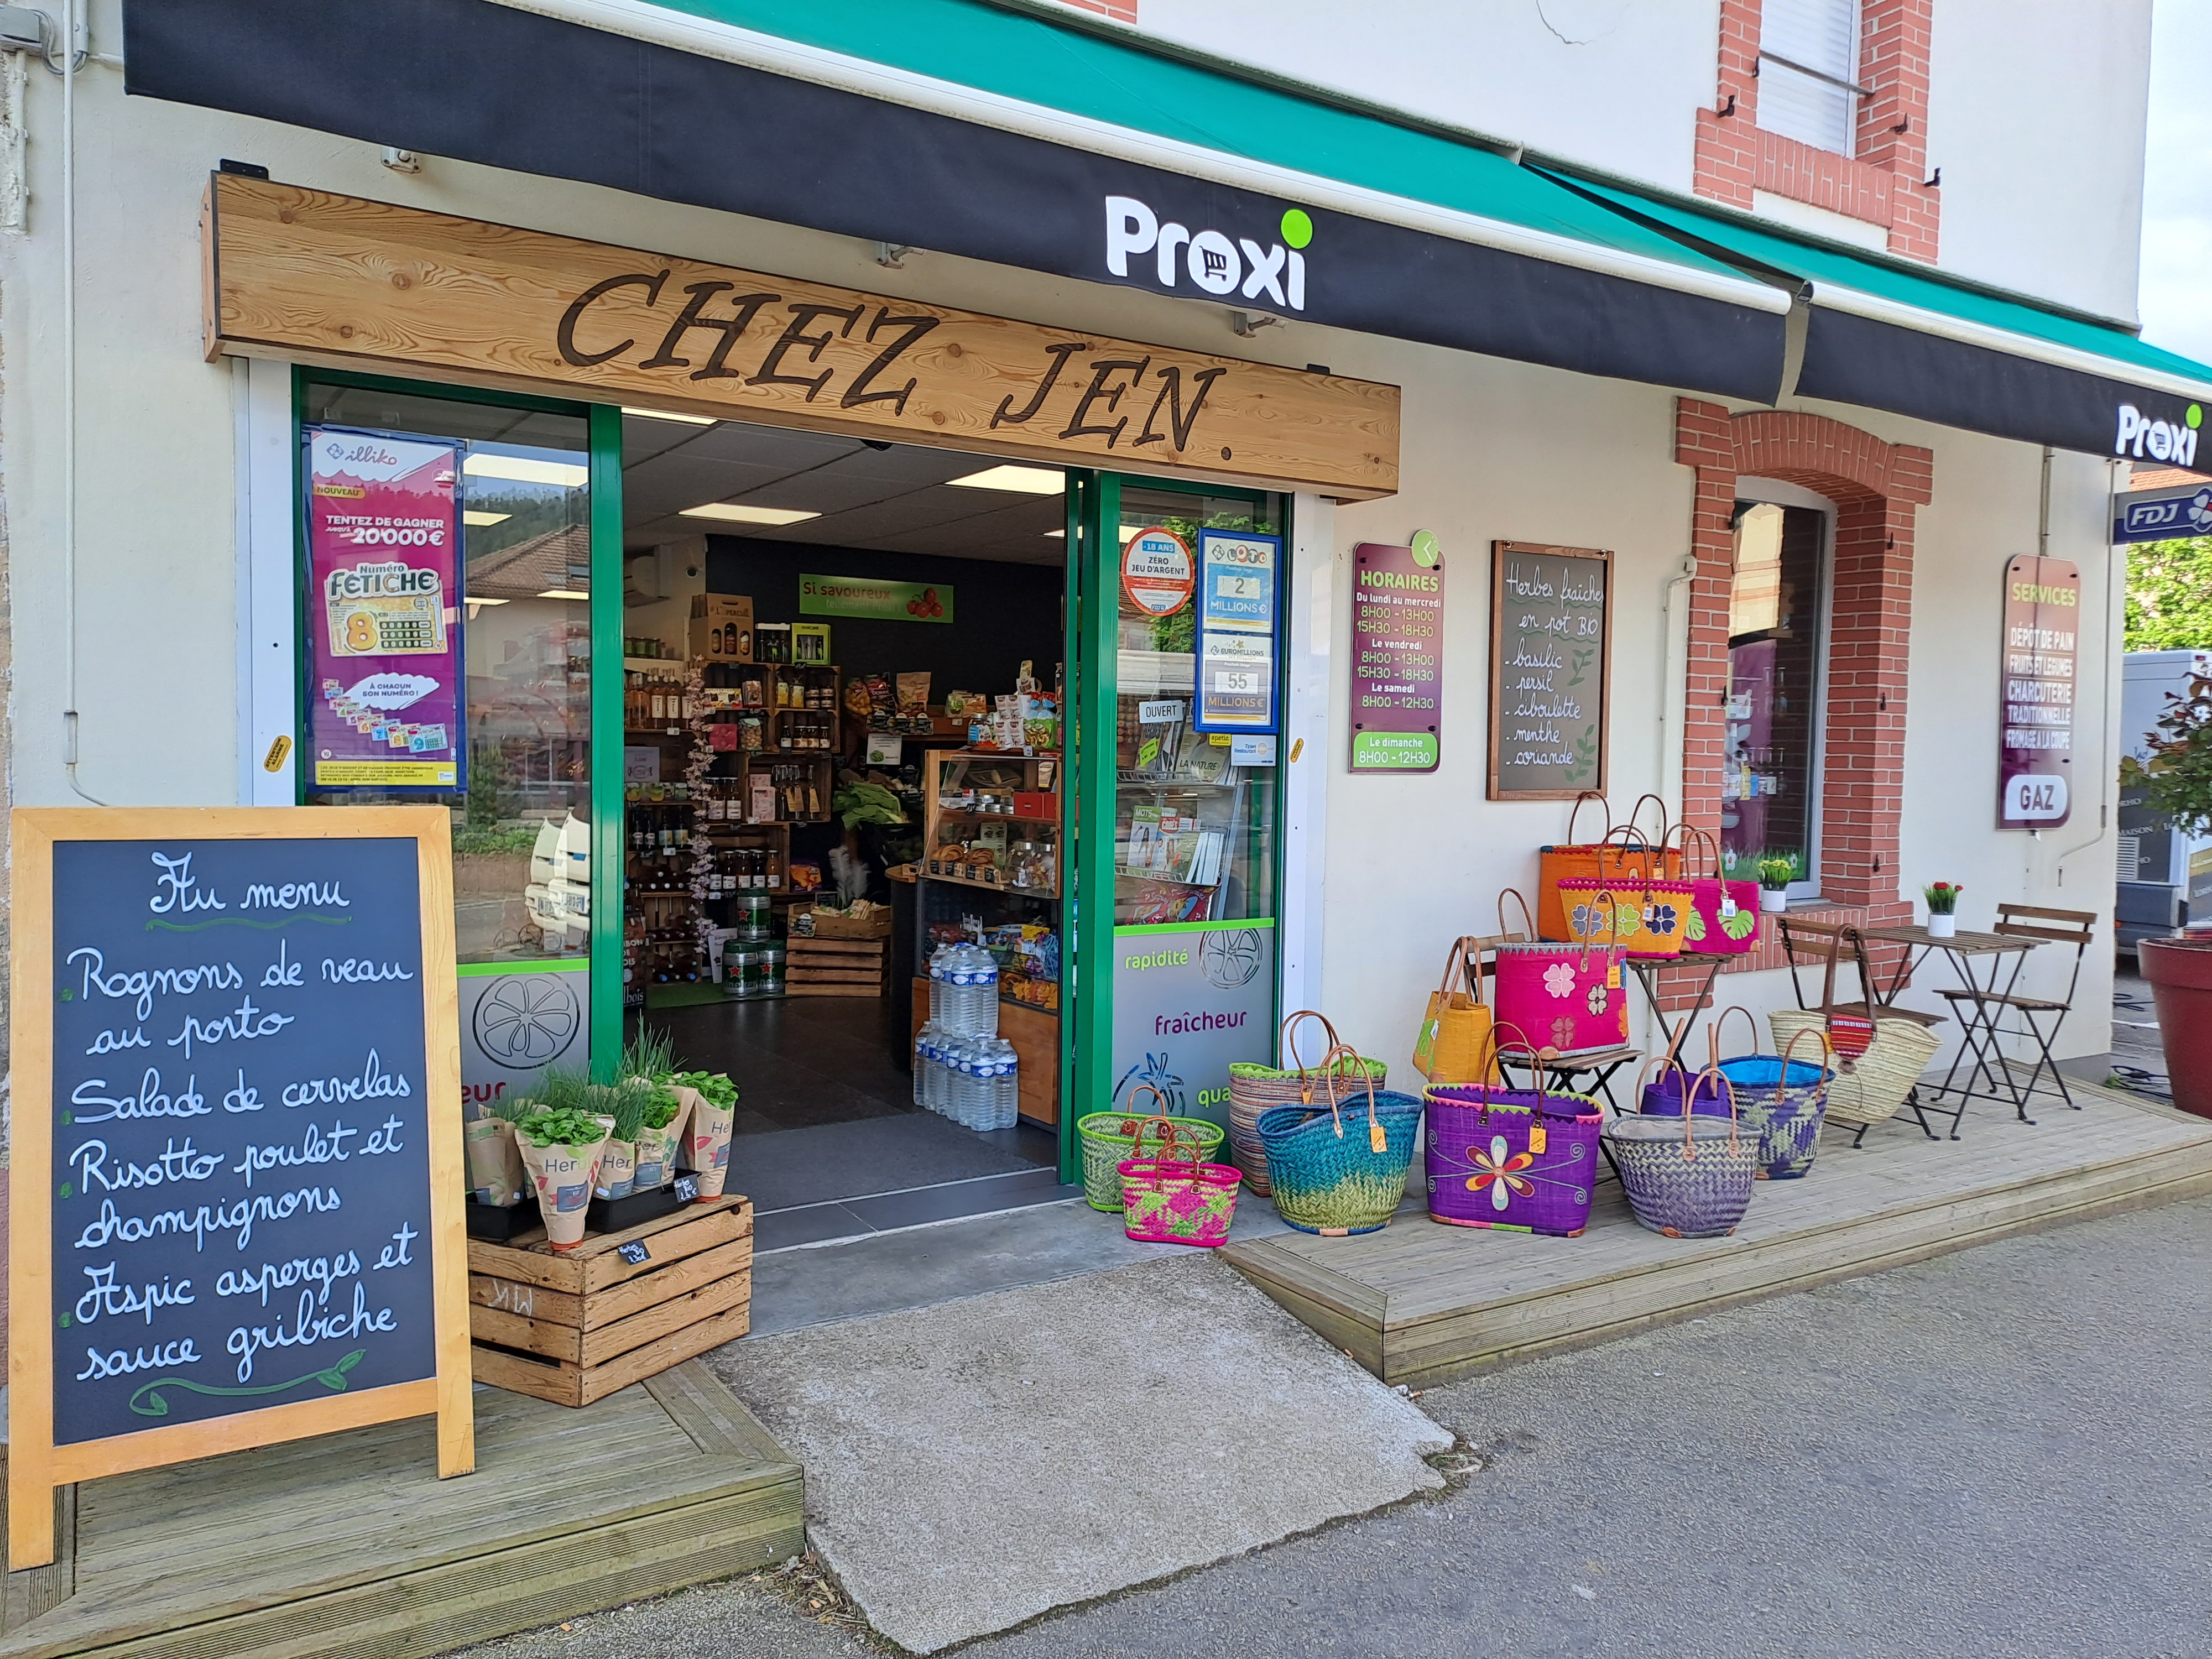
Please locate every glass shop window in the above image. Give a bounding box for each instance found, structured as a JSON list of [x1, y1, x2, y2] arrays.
[[300, 380, 593, 964], [1720, 500, 1827, 894]]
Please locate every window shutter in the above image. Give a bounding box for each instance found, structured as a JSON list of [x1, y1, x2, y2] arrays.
[[1758, 0, 1860, 155]]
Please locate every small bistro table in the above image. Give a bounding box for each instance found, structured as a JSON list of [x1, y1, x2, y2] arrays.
[[1859, 924, 2043, 1132], [1627, 952, 1735, 1067]]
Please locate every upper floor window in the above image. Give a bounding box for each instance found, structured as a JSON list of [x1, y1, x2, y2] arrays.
[[1758, 0, 1863, 156]]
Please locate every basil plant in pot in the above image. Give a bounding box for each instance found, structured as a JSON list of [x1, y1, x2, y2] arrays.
[[2132, 670, 2212, 1118]]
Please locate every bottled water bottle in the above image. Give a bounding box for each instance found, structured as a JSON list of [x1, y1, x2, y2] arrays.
[[945, 945, 1000, 1036], [954, 1041, 983, 1128], [913, 1020, 940, 1107], [993, 1039, 1020, 1129], [923, 1030, 948, 1115]]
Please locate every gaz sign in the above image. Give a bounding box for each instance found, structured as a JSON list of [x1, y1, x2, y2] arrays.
[[1998, 554, 2078, 829]]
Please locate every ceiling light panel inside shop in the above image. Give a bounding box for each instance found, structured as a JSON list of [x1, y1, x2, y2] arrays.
[[622, 418, 1065, 565]]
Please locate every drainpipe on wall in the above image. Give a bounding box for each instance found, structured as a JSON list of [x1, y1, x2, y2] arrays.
[[1656, 552, 1701, 825], [2052, 455, 2124, 888]]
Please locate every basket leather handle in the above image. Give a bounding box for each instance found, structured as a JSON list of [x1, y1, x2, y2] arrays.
[[1279, 1010, 1342, 1078], [1126, 1112, 1200, 1175], [1577, 887, 1623, 972], [1777, 1023, 1835, 1086], [1433, 936, 1484, 1006], [1314, 1040, 1385, 1152], [1679, 1065, 1741, 1161], [1619, 792, 1672, 848], [1497, 887, 1538, 943], [1710, 1004, 1763, 1067], [1562, 790, 1608, 847], [1668, 823, 1721, 880]]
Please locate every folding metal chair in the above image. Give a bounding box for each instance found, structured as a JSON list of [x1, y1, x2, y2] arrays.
[[1777, 916, 1947, 1142], [1934, 903, 2095, 1110]]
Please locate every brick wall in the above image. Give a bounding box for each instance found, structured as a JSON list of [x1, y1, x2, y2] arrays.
[[1658, 401, 1933, 1008], [1692, 0, 1939, 262], [1055, 0, 1138, 20]]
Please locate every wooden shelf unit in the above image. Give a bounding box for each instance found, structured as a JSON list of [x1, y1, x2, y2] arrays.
[[921, 749, 1062, 898]]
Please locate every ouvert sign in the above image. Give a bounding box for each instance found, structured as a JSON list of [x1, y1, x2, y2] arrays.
[[201, 174, 1401, 500]]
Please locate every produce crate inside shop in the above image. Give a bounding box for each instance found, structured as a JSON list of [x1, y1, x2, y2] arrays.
[[468, 1195, 754, 1408], [787, 901, 892, 997]]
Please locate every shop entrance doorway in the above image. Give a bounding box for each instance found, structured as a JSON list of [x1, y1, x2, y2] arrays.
[[616, 418, 1074, 1247]]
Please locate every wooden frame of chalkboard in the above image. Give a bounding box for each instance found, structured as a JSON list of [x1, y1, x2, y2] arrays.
[[1486, 541, 1614, 801], [7, 806, 472, 1569]]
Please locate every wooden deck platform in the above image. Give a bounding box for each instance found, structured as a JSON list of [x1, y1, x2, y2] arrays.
[[1225, 1080, 2212, 1389], [0, 1360, 802, 1659]]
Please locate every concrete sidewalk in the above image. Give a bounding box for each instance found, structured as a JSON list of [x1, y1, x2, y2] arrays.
[[704, 1252, 1450, 1653]]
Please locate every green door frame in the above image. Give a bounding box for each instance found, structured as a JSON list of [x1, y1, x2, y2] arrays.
[[288, 368, 625, 1081], [1064, 471, 1291, 1182]]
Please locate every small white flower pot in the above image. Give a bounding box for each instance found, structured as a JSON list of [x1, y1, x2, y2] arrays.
[[1926, 912, 1957, 938], [1760, 888, 1790, 914]]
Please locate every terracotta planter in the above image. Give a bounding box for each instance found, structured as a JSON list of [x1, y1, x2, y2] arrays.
[[2138, 935, 2212, 1119]]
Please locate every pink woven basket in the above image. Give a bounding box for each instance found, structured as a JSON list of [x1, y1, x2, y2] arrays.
[[1118, 1116, 1243, 1246]]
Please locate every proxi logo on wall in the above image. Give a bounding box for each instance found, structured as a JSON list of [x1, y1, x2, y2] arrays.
[[2114, 402, 2201, 467], [1105, 197, 1312, 312]]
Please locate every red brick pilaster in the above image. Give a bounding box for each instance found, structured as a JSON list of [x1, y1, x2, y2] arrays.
[[1692, 0, 1762, 210], [1661, 401, 1934, 1003]]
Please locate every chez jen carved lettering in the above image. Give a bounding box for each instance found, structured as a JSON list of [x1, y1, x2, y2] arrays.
[[203, 175, 1401, 497]]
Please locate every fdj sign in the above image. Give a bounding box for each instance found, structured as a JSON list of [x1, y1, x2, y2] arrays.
[[1104, 198, 1312, 312], [2112, 482, 2212, 545]]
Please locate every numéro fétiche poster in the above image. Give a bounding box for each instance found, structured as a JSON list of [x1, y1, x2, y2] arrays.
[[306, 427, 466, 792]]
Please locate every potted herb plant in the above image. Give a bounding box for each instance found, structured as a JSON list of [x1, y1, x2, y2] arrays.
[[2132, 670, 2212, 1118], [673, 1070, 740, 1198], [1922, 881, 1963, 939], [1757, 856, 1795, 914], [514, 1104, 614, 1249]]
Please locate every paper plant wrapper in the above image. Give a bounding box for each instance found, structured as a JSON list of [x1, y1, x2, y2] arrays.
[[463, 1117, 526, 1208], [685, 1095, 737, 1199], [595, 1138, 637, 1201], [632, 1096, 692, 1190], [671, 1085, 711, 1170], [518, 1125, 611, 1249]]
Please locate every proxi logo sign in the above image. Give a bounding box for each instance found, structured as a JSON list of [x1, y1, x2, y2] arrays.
[[1104, 197, 1311, 312], [2114, 402, 2202, 467]]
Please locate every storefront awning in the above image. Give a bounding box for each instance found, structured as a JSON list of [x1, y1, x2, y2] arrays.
[[1545, 173, 2212, 464], [123, 0, 1791, 406]]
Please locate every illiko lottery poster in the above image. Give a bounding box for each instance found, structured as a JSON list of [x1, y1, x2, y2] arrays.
[[305, 427, 466, 790]]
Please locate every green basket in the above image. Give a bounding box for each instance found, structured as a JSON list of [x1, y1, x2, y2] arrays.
[[1076, 1112, 1227, 1211]]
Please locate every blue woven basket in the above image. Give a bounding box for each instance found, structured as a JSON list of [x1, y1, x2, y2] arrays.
[[1710, 1016, 1834, 1181], [1256, 1058, 1423, 1236]]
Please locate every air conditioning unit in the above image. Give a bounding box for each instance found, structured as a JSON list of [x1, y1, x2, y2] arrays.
[[623, 536, 707, 603]]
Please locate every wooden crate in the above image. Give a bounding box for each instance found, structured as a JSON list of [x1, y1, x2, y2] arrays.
[[794, 905, 892, 939], [468, 1195, 753, 1407], [787, 933, 886, 997]]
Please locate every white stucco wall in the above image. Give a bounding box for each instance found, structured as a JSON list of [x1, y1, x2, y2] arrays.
[[1, 30, 2121, 1086], [1135, 0, 1715, 194], [1925, 0, 2153, 320]]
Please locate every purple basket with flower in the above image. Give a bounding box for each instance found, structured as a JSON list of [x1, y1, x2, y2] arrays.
[[1423, 1042, 1604, 1237]]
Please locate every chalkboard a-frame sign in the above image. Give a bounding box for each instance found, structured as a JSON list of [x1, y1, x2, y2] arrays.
[[7, 807, 472, 1568], [1487, 541, 1614, 801]]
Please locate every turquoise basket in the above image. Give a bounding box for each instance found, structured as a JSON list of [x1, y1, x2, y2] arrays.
[[1256, 1089, 1425, 1235]]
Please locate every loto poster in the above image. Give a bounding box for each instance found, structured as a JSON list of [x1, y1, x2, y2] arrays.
[[306, 427, 466, 791], [1195, 529, 1279, 733]]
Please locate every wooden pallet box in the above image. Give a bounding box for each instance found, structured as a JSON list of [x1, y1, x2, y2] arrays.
[[787, 933, 887, 997], [468, 1195, 753, 1407]]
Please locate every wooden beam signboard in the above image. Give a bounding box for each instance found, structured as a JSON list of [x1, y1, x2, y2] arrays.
[[8, 807, 473, 1568], [202, 175, 1400, 500]]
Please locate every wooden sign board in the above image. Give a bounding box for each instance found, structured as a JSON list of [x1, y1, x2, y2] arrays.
[[1487, 541, 1613, 800], [202, 174, 1400, 501], [8, 807, 472, 1568]]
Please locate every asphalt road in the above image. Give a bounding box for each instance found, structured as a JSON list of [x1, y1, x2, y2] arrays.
[[460, 1196, 2212, 1659]]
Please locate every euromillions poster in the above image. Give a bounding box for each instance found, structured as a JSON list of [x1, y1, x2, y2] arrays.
[[305, 426, 466, 790]]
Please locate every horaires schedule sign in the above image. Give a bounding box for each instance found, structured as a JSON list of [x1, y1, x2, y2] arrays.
[[1349, 541, 1444, 772]]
